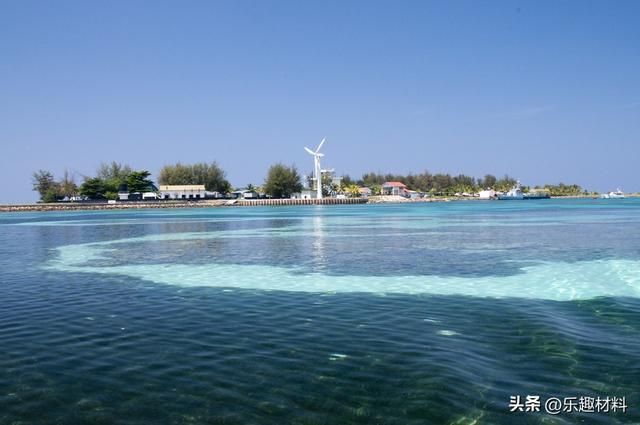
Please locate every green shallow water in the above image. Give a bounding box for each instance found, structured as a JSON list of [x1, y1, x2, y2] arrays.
[[1, 199, 639, 424]]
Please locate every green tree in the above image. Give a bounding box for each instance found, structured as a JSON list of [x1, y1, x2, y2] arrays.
[[42, 188, 60, 203], [340, 175, 354, 187], [94, 162, 131, 194], [320, 173, 335, 197], [159, 163, 192, 186], [480, 174, 497, 189], [97, 161, 132, 181], [58, 169, 78, 198], [345, 184, 361, 197], [79, 178, 107, 199], [543, 183, 582, 196], [432, 174, 454, 195], [263, 164, 302, 198], [495, 175, 517, 192], [32, 170, 57, 201], [450, 174, 476, 194], [126, 171, 155, 193], [413, 172, 433, 192], [158, 162, 231, 193], [361, 172, 386, 186]]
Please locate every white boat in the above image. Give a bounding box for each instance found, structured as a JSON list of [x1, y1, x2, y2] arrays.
[[497, 181, 524, 200], [601, 189, 624, 199], [609, 189, 625, 199]]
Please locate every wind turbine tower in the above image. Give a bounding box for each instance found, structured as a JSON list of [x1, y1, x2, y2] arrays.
[[304, 138, 326, 199]]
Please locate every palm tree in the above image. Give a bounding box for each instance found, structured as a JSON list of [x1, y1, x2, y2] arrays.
[[346, 184, 361, 197]]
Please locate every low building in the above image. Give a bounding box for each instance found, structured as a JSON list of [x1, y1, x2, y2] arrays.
[[477, 189, 497, 199], [118, 183, 159, 201], [231, 189, 258, 199], [381, 181, 408, 196], [358, 187, 372, 197], [292, 189, 317, 199], [406, 190, 424, 199], [205, 191, 224, 199], [159, 185, 207, 200], [118, 183, 129, 201]]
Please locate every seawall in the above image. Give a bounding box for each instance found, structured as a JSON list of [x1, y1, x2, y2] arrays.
[[0, 200, 228, 212], [235, 198, 368, 206], [0, 197, 368, 212], [3, 194, 634, 213]]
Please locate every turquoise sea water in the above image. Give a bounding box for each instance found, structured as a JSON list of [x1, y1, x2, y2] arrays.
[[1, 199, 639, 424]]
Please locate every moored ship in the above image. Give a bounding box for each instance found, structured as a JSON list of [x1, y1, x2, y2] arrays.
[[497, 181, 524, 200]]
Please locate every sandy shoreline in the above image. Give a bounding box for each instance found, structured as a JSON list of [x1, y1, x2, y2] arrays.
[[0, 194, 636, 213]]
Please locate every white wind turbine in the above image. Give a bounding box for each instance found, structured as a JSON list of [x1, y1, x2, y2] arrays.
[[304, 138, 326, 199]]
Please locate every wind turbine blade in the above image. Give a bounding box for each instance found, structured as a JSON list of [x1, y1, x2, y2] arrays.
[[315, 138, 326, 153], [316, 153, 324, 157], [304, 147, 315, 155]]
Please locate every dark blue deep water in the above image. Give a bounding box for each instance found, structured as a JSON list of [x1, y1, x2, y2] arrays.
[[1, 199, 639, 424]]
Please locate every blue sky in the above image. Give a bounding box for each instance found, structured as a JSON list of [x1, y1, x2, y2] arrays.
[[1, 0, 639, 202]]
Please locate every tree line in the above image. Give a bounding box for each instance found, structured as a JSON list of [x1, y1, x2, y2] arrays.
[[341, 172, 587, 196], [31, 170, 80, 203], [33, 162, 155, 201], [339, 172, 514, 196], [32, 161, 233, 202], [32, 161, 587, 202], [158, 162, 231, 194]]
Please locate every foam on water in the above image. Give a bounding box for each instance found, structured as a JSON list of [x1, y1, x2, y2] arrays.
[[46, 237, 640, 301]]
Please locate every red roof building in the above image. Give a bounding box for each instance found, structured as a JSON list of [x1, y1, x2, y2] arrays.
[[381, 181, 408, 196]]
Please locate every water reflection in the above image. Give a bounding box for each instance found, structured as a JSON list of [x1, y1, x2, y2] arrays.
[[310, 213, 328, 272]]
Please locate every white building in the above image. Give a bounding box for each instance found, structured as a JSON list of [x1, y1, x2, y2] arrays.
[[159, 185, 207, 200], [231, 189, 258, 199], [358, 187, 372, 197], [292, 189, 317, 199], [477, 189, 497, 199]]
